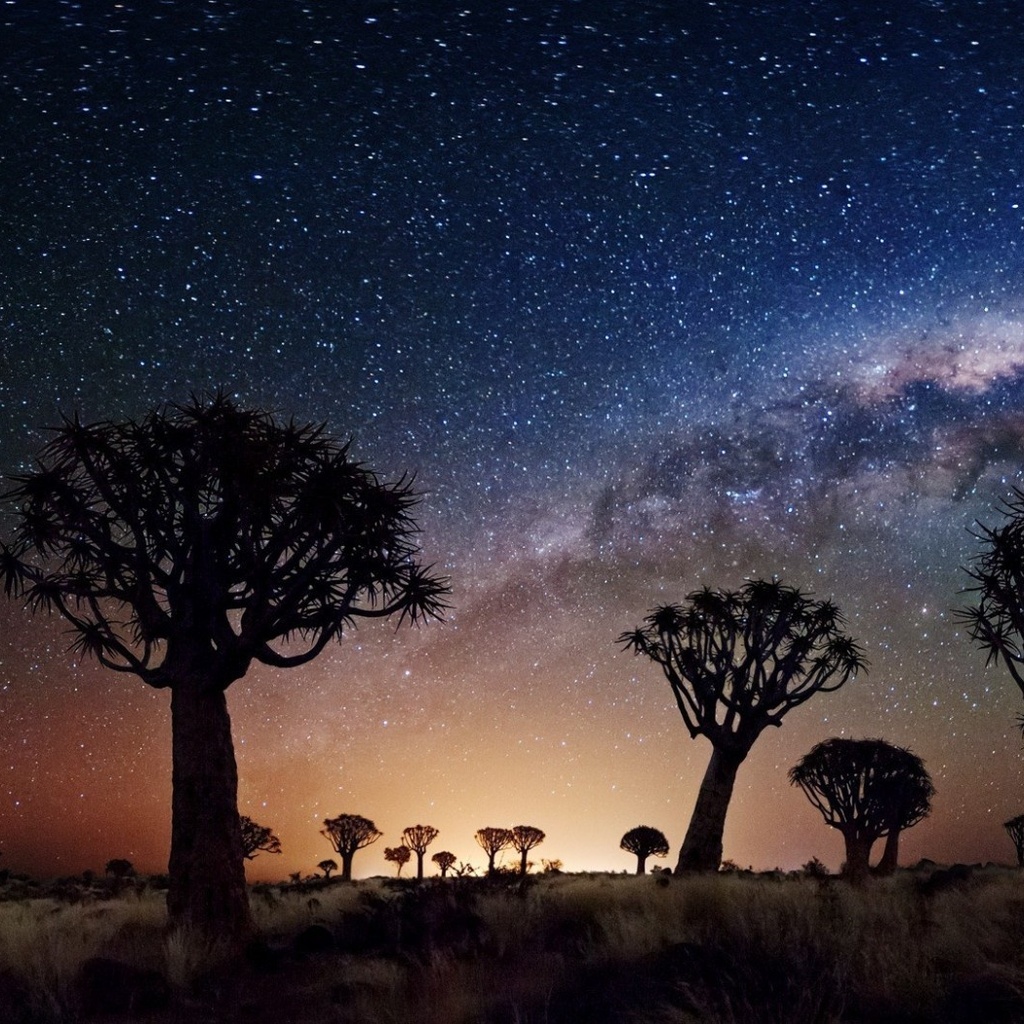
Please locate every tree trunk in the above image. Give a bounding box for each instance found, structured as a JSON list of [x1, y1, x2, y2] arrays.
[[875, 828, 900, 875], [635, 854, 648, 875], [168, 676, 252, 946], [520, 849, 529, 875], [841, 832, 875, 883], [676, 746, 744, 873], [416, 853, 424, 880], [340, 852, 354, 881]]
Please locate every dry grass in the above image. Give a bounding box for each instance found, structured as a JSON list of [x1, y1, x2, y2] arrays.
[[1, 868, 1024, 1022]]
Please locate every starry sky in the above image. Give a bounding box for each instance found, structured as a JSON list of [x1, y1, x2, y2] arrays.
[[2, 0, 1024, 881]]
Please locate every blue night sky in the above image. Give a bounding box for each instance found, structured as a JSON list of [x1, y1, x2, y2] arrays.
[[1, 0, 1023, 879]]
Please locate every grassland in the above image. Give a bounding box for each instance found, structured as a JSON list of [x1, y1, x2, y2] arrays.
[[1, 865, 1023, 1023]]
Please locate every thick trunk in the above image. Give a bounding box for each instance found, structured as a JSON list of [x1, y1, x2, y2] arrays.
[[875, 828, 900, 875], [841, 832, 875, 883], [520, 849, 529, 875], [635, 855, 648, 875], [168, 676, 252, 945], [340, 852, 354, 881], [676, 746, 744, 873], [416, 853, 424, 880]]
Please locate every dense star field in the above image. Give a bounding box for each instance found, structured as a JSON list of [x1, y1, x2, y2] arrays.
[[2, 0, 1024, 880]]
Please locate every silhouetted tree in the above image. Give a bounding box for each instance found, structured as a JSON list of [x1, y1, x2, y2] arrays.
[[402, 824, 439, 880], [619, 579, 864, 873], [431, 851, 457, 877], [510, 825, 545, 875], [318, 859, 338, 879], [385, 845, 411, 876], [105, 859, 135, 880], [874, 749, 934, 875], [239, 816, 282, 860], [1005, 815, 1024, 867], [790, 738, 932, 881], [0, 396, 447, 945], [961, 490, 1024, 727], [321, 814, 383, 881], [620, 826, 670, 875], [475, 827, 513, 877]]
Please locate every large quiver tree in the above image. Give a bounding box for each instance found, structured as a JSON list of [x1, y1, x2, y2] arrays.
[[619, 579, 864, 873], [0, 395, 447, 945]]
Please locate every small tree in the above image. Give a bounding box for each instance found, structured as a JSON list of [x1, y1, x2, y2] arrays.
[[1005, 815, 1024, 867], [619, 579, 864, 873], [620, 826, 670, 875], [510, 825, 545, 875], [475, 827, 513, 877], [105, 858, 135, 880], [431, 851, 457, 877], [790, 738, 932, 881], [402, 824, 439, 880], [318, 859, 338, 879], [239, 816, 282, 860], [0, 396, 448, 946], [385, 845, 411, 876], [322, 814, 383, 881]]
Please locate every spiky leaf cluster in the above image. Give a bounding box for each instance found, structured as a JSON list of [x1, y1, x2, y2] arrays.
[[0, 395, 448, 688], [619, 579, 865, 751], [321, 814, 383, 857]]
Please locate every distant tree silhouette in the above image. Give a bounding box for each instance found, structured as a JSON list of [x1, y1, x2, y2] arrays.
[[317, 859, 338, 879], [510, 825, 545, 875], [385, 845, 411, 876], [0, 395, 447, 945], [620, 579, 864, 873], [431, 851, 457, 877], [322, 814, 383, 881], [874, 749, 934, 875], [961, 490, 1024, 728], [620, 826, 670, 875], [475, 827, 513, 877], [402, 824, 439, 880], [1005, 815, 1024, 867], [790, 738, 932, 881], [105, 858, 135, 880], [239, 816, 282, 861]]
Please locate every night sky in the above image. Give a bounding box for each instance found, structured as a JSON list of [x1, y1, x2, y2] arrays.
[[2, 0, 1024, 881]]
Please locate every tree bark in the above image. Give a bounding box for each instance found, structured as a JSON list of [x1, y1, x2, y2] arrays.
[[875, 828, 900, 875], [841, 832, 875, 883], [676, 746, 745, 873], [168, 674, 252, 945], [635, 855, 648, 875]]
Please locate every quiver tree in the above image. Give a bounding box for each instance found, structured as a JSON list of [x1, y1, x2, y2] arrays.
[[322, 814, 383, 881], [620, 826, 670, 875], [0, 395, 447, 946], [385, 845, 411, 876], [619, 579, 865, 873], [317, 859, 338, 879], [105, 858, 135, 880], [239, 816, 282, 860], [475, 827, 513, 876], [789, 738, 933, 881], [402, 824, 439, 880], [874, 749, 934, 875], [510, 825, 545, 875], [431, 850, 457, 877], [1005, 815, 1024, 867], [961, 490, 1024, 727]]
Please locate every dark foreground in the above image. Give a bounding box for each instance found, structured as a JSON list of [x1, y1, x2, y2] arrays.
[[3, 867, 1024, 1023]]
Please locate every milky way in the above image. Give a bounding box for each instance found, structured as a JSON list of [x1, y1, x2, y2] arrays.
[[2, 1, 1024, 879]]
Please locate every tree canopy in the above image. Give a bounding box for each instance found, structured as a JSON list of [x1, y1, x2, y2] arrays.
[[239, 816, 282, 860]]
